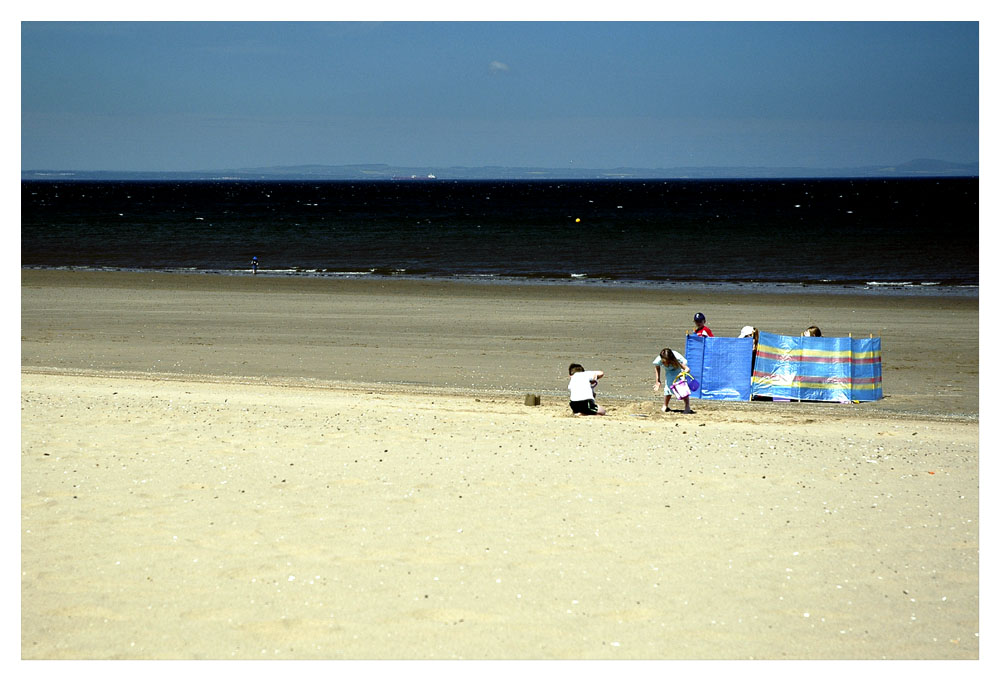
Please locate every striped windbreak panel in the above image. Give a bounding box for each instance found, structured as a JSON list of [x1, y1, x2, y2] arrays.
[[751, 332, 883, 402]]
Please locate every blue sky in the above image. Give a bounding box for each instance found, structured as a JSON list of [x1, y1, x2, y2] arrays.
[[21, 18, 979, 171]]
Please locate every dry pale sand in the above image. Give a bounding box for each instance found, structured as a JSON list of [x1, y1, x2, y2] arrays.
[[20, 270, 979, 659]]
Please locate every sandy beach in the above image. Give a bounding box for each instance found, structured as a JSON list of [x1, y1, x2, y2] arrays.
[[20, 270, 979, 659]]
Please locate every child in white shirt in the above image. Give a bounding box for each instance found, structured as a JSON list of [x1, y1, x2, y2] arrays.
[[568, 363, 606, 416]]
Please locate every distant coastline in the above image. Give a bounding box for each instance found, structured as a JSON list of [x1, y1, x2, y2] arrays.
[[21, 158, 978, 181]]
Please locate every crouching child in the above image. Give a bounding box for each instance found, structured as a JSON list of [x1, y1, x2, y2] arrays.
[[568, 363, 606, 416]]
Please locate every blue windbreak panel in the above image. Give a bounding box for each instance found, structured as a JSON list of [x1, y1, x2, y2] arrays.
[[684, 335, 753, 401], [683, 334, 706, 398]]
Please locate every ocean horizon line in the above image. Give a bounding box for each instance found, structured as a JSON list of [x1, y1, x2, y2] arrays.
[[21, 158, 979, 181]]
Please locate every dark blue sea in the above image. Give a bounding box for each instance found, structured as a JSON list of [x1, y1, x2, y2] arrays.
[[21, 178, 978, 296]]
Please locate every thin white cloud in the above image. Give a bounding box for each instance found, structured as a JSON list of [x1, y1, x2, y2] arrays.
[[489, 61, 510, 73]]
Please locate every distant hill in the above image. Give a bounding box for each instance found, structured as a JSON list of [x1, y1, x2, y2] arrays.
[[22, 159, 978, 181]]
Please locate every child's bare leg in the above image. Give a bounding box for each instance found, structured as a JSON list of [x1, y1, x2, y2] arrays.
[[662, 395, 671, 412], [682, 396, 692, 414]]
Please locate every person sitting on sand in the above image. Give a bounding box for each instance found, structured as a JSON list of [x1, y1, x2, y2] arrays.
[[568, 363, 606, 416], [692, 312, 714, 337], [803, 325, 822, 337], [653, 348, 693, 414]]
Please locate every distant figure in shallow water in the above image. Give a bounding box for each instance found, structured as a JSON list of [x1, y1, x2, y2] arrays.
[[251, 256, 258, 275]]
